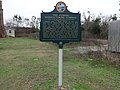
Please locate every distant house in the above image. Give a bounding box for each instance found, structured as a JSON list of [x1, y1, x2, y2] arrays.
[[5, 26, 38, 38], [5, 27, 15, 37]]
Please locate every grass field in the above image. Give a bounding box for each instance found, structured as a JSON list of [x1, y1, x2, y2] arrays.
[[0, 38, 120, 90]]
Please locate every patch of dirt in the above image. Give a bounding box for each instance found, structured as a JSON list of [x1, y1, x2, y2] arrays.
[[106, 52, 120, 68]]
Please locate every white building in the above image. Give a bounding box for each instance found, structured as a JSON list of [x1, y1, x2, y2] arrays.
[[108, 20, 120, 53], [5, 27, 15, 37]]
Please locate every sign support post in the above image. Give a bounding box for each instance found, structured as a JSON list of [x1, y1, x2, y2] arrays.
[[58, 48, 63, 87], [58, 42, 63, 87]]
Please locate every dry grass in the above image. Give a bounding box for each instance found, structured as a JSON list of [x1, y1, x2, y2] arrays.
[[0, 38, 120, 90]]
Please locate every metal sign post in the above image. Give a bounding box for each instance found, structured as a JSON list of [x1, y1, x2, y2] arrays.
[[58, 48, 63, 87], [58, 42, 63, 87]]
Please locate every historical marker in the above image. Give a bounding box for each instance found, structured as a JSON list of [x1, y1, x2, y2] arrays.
[[39, 1, 81, 88], [40, 1, 81, 47]]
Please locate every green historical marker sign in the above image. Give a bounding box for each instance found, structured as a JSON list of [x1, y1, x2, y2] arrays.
[[39, 2, 82, 87], [40, 2, 81, 48]]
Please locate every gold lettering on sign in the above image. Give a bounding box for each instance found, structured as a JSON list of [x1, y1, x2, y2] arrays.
[[53, 14, 58, 17]]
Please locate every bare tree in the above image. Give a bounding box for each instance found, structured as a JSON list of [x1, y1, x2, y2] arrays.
[[82, 9, 95, 31], [111, 14, 117, 21], [30, 16, 40, 29], [23, 18, 30, 27], [5, 18, 15, 27], [35, 18, 40, 29], [13, 15, 23, 27], [30, 16, 36, 28]]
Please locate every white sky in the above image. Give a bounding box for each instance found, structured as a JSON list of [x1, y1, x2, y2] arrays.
[[2, 0, 120, 20]]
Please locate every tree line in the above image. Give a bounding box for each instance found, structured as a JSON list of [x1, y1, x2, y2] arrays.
[[5, 15, 40, 29], [5, 11, 118, 39], [82, 10, 117, 39]]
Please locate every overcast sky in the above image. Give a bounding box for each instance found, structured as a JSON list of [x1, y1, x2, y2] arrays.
[[2, 0, 120, 21]]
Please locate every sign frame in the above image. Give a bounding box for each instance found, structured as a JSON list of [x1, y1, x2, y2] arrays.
[[40, 2, 81, 46]]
